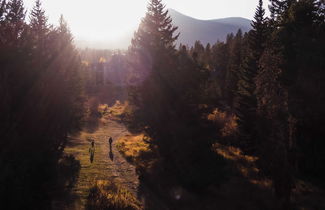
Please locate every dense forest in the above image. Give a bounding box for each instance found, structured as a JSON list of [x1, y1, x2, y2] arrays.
[[0, 0, 324, 209], [0, 0, 84, 208]]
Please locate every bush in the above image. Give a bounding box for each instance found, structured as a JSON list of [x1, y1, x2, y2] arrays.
[[208, 108, 238, 141], [57, 155, 81, 189], [86, 180, 141, 210]]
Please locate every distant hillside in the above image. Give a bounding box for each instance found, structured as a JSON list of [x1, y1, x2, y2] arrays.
[[211, 17, 252, 28], [168, 9, 252, 46], [75, 9, 252, 49]]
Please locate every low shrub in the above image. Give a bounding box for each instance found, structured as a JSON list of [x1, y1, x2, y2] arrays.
[[86, 180, 141, 210]]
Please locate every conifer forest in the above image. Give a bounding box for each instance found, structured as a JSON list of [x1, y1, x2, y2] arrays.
[[0, 0, 324, 209]]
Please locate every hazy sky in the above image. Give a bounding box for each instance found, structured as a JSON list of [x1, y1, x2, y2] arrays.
[[23, 0, 270, 42]]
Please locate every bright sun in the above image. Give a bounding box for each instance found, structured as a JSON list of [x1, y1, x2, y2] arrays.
[[69, 0, 147, 41], [25, 0, 148, 42]]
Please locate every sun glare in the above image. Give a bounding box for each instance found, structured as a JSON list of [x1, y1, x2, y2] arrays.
[[23, 0, 270, 47], [70, 0, 146, 41], [25, 0, 147, 42]]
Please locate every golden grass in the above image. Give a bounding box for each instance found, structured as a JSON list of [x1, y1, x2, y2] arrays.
[[212, 143, 272, 188], [96, 101, 129, 124], [64, 124, 142, 208], [86, 180, 141, 210], [208, 108, 238, 137], [213, 143, 325, 209], [115, 134, 149, 164], [213, 143, 257, 163], [108, 100, 128, 118], [98, 103, 109, 115]]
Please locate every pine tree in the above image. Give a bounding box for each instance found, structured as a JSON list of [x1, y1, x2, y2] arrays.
[[0, 0, 5, 21], [254, 1, 294, 207], [2, 0, 25, 44], [192, 40, 205, 64], [269, 0, 296, 20], [204, 43, 212, 69], [254, 1, 325, 207], [131, 0, 178, 55], [0, 6, 84, 208], [129, 0, 224, 188], [250, 0, 268, 57], [256, 48, 293, 209], [28, 0, 51, 68], [278, 0, 325, 181], [30, 0, 48, 39], [0, 0, 6, 45], [225, 29, 243, 109], [235, 0, 268, 153], [211, 41, 229, 100], [129, 0, 180, 149]]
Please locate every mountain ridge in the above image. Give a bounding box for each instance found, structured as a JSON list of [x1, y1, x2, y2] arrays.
[[168, 8, 252, 46], [75, 9, 252, 49]]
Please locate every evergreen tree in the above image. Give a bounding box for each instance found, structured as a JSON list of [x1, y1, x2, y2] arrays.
[[129, 0, 223, 188], [255, 0, 325, 207], [191, 40, 205, 64], [254, 1, 294, 207], [256, 48, 293, 209], [0, 0, 5, 21], [129, 0, 180, 152], [269, 0, 295, 20], [225, 29, 243, 109], [211, 41, 229, 101], [235, 0, 268, 153], [30, 0, 49, 40], [131, 0, 178, 54], [204, 43, 212, 69], [0, 2, 84, 208], [277, 0, 325, 180], [1, 0, 25, 44]]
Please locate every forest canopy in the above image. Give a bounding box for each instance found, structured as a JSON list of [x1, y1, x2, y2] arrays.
[[0, 0, 324, 209]]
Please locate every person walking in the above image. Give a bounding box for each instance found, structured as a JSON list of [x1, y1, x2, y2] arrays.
[[109, 137, 113, 149], [89, 141, 95, 163]]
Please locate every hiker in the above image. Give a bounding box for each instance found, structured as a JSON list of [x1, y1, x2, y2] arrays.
[[89, 141, 95, 163], [109, 137, 113, 148]]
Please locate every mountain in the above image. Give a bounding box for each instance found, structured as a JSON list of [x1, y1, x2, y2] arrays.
[[168, 9, 252, 46], [211, 17, 252, 29], [75, 9, 252, 49]]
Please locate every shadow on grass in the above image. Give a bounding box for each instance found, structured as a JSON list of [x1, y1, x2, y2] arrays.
[[132, 145, 281, 210], [51, 154, 81, 209], [109, 149, 114, 161], [112, 110, 282, 209]]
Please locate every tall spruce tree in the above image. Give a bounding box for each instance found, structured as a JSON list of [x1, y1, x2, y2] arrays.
[[254, 1, 293, 207], [276, 0, 325, 181], [266, 1, 325, 183], [129, 0, 224, 188], [2, 0, 25, 44], [131, 0, 178, 54], [129, 0, 180, 152], [225, 29, 243, 109], [256, 47, 293, 209], [30, 0, 48, 40], [236, 0, 268, 153], [211, 41, 229, 101]]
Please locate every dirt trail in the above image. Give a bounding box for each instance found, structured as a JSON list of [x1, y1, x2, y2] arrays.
[[54, 119, 139, 210]]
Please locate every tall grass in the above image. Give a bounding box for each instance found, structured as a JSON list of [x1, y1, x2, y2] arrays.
[[86, 180, 141, 210]]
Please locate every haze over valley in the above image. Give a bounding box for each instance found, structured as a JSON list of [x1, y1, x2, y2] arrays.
[[75, 9, 252, 49]]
